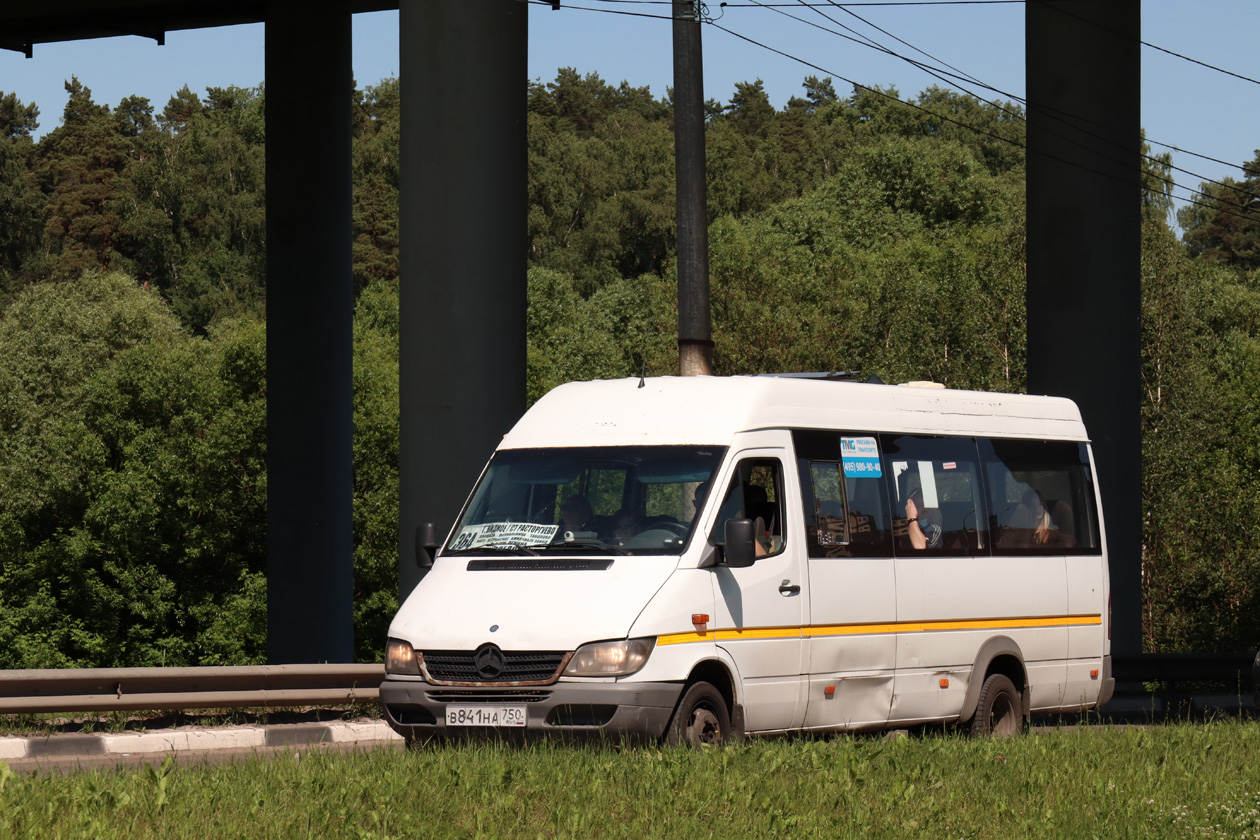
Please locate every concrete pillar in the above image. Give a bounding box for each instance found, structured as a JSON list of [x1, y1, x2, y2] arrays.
[[1026, 2, 1142, 655], [398, 0, 528, 599], [265, 0, 355, 663]]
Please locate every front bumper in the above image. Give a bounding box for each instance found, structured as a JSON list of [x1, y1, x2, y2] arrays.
[[380, 677, 684, 743]]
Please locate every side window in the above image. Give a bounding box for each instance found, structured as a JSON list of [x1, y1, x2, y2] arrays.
[[810, 462, 848, 546], [793, 430, 893, 558], [710, 458, 785, 557], [880, 434, 986, 556], [980, 438, 1101, 555]]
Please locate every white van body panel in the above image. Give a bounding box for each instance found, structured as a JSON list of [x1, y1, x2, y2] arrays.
[[625, 568, 719, 685], [392, 555, 679, 651], [700, 434, 810, 732], [380, 376, 1112, 742], [502, 378, 1088, 450], [803, 552, 898, 730], [891, 554, 1071, 719]]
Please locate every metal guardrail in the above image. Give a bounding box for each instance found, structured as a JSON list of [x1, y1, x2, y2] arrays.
[[0, 664, 385, 715], [3, 655, 1255, 716], [1112, 652, 1257, 690]]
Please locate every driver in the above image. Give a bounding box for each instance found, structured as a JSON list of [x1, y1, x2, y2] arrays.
[[560, 495, 593, 533], [611, 508, 641, 545]]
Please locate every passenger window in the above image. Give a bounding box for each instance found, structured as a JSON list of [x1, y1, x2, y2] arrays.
[[710, 458, 785, 557], [793, 430, 893, 558], [980, 438, 1101, 555], [810, 463, 849, 546], [880, 434, 986, 556]]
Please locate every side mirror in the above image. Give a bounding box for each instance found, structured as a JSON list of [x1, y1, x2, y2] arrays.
[[722, 518, 756, 568], [415, 522, 439, 569]]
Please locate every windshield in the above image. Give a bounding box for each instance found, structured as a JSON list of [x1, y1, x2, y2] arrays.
[[445, 445, 726, 556]]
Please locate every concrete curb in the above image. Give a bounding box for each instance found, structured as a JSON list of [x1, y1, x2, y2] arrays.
[[0, 720, 402, 761]]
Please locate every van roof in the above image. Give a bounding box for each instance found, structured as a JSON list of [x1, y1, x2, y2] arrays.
[[500, 376, 1088, 449]]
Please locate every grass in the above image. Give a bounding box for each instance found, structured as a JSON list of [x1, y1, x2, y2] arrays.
[[3, 721, 1260, 838]]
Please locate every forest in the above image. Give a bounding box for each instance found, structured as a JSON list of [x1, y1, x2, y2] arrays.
[[0, 70, 1258, 667]]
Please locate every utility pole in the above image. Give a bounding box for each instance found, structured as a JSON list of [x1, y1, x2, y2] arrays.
[[673, 0, 713, 376]]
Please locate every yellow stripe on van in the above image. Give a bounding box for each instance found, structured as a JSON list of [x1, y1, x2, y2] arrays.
[[657, 630, 714, 646], [714, 626, 804, 642], [655, 614, 1101, 646], [807, 614, 1101, 637]]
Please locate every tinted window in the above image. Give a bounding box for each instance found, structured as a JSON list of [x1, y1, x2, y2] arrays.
[[880, 434, 986, 556], [710, 458, 786, 557], [793, 430, 893, 557], [980, 438, 1101, 555]]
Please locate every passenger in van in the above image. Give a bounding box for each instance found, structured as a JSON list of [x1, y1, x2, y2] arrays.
[[904, 488, 943, 550], [560, 495, 594, 534], [709, 480, 771, 557], [1049, 500, 1076, 547], [610, 508, 641, 545], [691, 480, 711, 521], [1013, 488, 1053, 546], [998, 488, 1058, 549], [744, 484, 779, 555]]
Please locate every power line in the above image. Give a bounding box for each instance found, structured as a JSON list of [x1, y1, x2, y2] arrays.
[[530, 0, 1259, 219], [719, 1, 1023, 6], [1036, 0, 1260, 88], [546, 0, 1257, 187], [522, 0, 675, 20], [707, 21, 1258, 225], [736, 1, 1260, 205], [820, 0, 989, 88]]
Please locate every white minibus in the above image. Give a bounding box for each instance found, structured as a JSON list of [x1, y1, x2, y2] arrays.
[[381, 375, 1113, 744]]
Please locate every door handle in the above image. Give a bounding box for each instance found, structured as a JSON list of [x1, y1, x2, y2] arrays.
[[779, 580, 801, 595]]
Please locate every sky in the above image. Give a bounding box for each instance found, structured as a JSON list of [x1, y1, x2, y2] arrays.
[[0, 0, 1256, 219]]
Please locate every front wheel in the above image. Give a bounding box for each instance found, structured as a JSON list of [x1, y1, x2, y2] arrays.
[[969, 673, 1023, 738], [666, 681, 732, 747]]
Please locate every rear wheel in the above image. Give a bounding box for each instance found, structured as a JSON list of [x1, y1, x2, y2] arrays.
[[970, 673, 1023, 738], [666, 681, 731, 747]]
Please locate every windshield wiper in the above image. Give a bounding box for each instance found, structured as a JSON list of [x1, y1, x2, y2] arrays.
[[444, 544, 540, 557], [528, 541, 630, 556]]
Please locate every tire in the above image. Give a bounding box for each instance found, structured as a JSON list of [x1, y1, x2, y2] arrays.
[[969, 673, 1023, 738], [666, 681, 732, 747]]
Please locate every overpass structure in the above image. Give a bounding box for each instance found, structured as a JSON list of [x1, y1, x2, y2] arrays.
[[0, 1, 1142, 665]]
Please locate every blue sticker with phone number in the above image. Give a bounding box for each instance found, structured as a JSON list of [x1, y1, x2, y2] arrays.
[[840, 436, 882, 478]]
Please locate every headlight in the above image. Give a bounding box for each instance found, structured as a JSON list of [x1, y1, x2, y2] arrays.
[[386, 638, 422, 676], [563, 637, 655, 677]]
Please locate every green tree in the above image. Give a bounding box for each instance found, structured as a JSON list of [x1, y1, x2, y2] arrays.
[[1141, 129, 1175, 226], [0, 91, 43, 307], [36, 78, 132, 280], [787, 75, 838, 112], [117, 84, 267, 331], [0, 272, 268, 667], [352, 278, 401, 660], [0, 91, 39, 140], [1140, 218, 1260, 651], [352, 78, 400, 294], [1178, 150, 1260, 272], [527, 70, 675, 293]]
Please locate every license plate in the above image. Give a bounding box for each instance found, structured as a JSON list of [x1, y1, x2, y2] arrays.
[[445, 704, 528, 727]]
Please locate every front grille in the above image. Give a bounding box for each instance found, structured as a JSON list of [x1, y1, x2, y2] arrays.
[[427, 689, 551, 703], [422, 650, 569, 684]]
